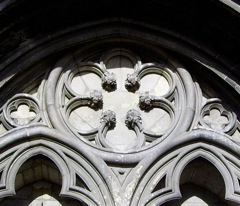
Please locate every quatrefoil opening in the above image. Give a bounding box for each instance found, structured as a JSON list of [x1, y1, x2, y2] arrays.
[[3, 94, 40, 128], [10, 104, 36, 125], [200, 99, 237, 134]]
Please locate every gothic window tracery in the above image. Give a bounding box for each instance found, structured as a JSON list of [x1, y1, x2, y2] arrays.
[[0, 46, 240, 205]]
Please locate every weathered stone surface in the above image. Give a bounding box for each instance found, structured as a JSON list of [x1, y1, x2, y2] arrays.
[[0, 2, 240, 205]]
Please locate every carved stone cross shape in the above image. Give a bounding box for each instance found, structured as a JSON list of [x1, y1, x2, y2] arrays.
[[204, 109, 229, 130]]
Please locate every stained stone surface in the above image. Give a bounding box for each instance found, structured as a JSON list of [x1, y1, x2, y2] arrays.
[[139, 73, 170, 96], [103, 91, 139, 150], [71, 70, 102, 94], [141, 107, 171, 133], [69, 106, 102, 130]]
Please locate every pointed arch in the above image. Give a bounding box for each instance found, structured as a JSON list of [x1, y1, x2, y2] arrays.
[[163, 184, 225, 206], [2, 146, 101, 205], [131, 130, 240, 206], [2, 156, 83, 206], [169, 148, 233, 203], [0, 128, 114, 205]]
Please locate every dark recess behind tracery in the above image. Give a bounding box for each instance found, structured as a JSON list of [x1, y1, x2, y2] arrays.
[[174, 52, 240, 118], [0, 0, 240, 64]]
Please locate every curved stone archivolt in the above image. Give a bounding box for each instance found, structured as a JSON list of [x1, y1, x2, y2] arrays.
[[0, 131, 114, 205], [0, 126, 240, 205], [131, 130, 240, 206]]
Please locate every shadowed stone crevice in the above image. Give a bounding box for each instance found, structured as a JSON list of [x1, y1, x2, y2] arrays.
[[164, 157, 239, 206], [163, 184, 227, 206], [0, 170, 2, 181], [0, 154, 87, 206], [152, 174, 166, 193], [75, 174, 90, 191], [15, 155, 62, 191]]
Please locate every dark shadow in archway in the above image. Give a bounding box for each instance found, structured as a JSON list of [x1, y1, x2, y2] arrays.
[[164, 184, 226, 206], [163, 157, 239, 206], [0, 155, 87, 206]]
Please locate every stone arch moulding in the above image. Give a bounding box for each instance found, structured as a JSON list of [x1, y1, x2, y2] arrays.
[[0, 19, 240, 205], [0, 127, 114, 205], [131, 130, 240, 206], [1, 19, 239, 94], [1, 127, 240, 205]]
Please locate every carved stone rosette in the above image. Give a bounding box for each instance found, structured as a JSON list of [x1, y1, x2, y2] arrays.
[[139, 91, 154, 111], [125, 73, 140, 92], [102, 72, 117, 91], [96, 110, 117, 148], [125, 109, 144, 148]]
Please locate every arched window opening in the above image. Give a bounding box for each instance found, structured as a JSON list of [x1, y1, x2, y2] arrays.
[[164, 158, 239, 206], [164, 184, 226, 206], [0, 155, 86, 206], [15, 155, 62, 190]]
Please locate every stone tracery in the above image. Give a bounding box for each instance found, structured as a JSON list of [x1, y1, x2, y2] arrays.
[[0, 46, 240, 205]]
